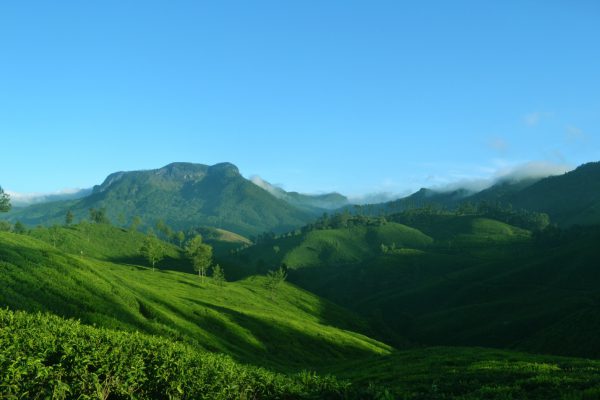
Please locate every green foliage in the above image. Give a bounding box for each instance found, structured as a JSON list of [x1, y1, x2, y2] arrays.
[[140, 232, 165, 271], [0, 185, 10, 212], [130, 215, 142, 232], [185, 234, 213, 281], [211, 264, 226, 286], [89, 207, 110, 224], [13, 221, 27, 234], [330, 347, 600, 399], [0, 308, 364, 399], [7, 162, 317, 236], [265, 267, 287, 297], [0, 229, 391, 370], [65, 210, 74, 225]]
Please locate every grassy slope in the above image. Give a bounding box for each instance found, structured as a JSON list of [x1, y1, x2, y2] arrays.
[[0, 308, 372, 400], [330, 347, 600, 399], [232, 215, 600, 358], [226, 222, 433, 276], [0, 227, 390, 371]]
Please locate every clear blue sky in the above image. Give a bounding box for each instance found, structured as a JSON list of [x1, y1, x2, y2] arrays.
[[1, 0, 599, 197]]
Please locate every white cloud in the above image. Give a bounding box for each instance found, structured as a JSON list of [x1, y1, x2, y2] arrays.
[[7, 188, 91, 206], [523, 111, 552, 127], [488, 137, 509, 152], [565, 125, 587, 142]]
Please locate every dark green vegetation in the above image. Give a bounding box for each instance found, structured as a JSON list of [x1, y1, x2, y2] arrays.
[[355, 162, 600, 227], [2, 160, 600, 398], [332, 347, 600, 399], [230, 211, 600, 359], [4, 162, 343, 236], [0, 309, 365, 399]]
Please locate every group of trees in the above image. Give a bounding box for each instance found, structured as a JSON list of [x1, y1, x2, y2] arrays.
[[0, 186, 10, 213], [138, 230, 225, 285]]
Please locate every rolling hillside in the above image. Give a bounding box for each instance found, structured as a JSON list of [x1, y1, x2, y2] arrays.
[[229, 213, 600, 358], [0, 226, 391, 370]]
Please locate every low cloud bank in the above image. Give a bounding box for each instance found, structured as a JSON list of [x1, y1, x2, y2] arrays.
[[7, 188, 91, 206], [433, 161, 573, 194]]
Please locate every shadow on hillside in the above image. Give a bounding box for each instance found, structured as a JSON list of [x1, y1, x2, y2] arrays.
[[154, 293, 388, 370], [0, 241, 154, 335], [106, 254, 193, 274], [197, 299, 386, 369]]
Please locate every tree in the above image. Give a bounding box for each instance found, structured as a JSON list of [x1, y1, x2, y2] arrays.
[[156, 219, 173, 241], [211, 264, 226, 286], [140, 232, 164, 272], [13, 221, 26, 234], [65, 210, 74, 225], [185, 235, 212, 282], [130, 216, 142, 233], [49, 225, 63, 248], [176, 231, 185, 248], [265, 266, 287, 298], [89, 208, 109, 224], [0, 186, 10, 212]]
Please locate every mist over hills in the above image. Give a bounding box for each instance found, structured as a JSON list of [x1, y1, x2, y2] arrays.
[[356, 162, 600, 227], [5, 160, 600, 236]]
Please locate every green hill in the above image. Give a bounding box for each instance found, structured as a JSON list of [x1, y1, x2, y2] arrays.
[[330, 346, 600, 399], [0, 227, 391, 370], [4, 162, 317, 236], [0, 308, 372, 399], [230, 213, 600, 358], [226, 220, 433, 275]]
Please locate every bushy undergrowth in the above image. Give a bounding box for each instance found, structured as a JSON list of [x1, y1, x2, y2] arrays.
[[0, 309, 377, 399]]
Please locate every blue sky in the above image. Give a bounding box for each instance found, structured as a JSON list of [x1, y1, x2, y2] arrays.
[[1, 0, 599, 198]]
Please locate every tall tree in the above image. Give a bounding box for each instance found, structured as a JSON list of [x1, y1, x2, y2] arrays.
[[65, 210, 74, 225], [140, 232, 164, 272], [176, 231, 185, 248], [0, 186, 10, 212], [185, 235, 212, 282]]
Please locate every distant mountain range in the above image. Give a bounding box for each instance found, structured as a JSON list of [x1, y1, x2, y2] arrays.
[[357, 162, 600, 227], [4, 161, 600, 235], [4, 162, 348, 236]]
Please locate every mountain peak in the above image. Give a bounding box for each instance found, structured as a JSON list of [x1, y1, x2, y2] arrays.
[[207, 162, 240, 177]]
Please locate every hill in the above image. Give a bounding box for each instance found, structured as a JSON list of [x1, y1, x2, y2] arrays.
[[0, 308, 373, 399], [229, 213, 600, 358], [351, 161, 600, 227], [3, 162, 332, 236], [223, 218, 433, 277], [0, 226, 391, 370]]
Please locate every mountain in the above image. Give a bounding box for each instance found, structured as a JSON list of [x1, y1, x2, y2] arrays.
[[496, 162, 600, 226], [251, 176, 349, 212], [352, 161, 600, 227], [4, 162, 341, 236]]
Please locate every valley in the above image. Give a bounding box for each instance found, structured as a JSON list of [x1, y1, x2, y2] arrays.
[[1, 161, 600, 398]]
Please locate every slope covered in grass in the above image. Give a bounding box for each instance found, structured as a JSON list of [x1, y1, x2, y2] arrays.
[[227, 222, 433, 275], [0, 308, 376, 400], [231, 214, 600, 358], [329, 347, 600, 399], [0, 229, 390, 370]]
